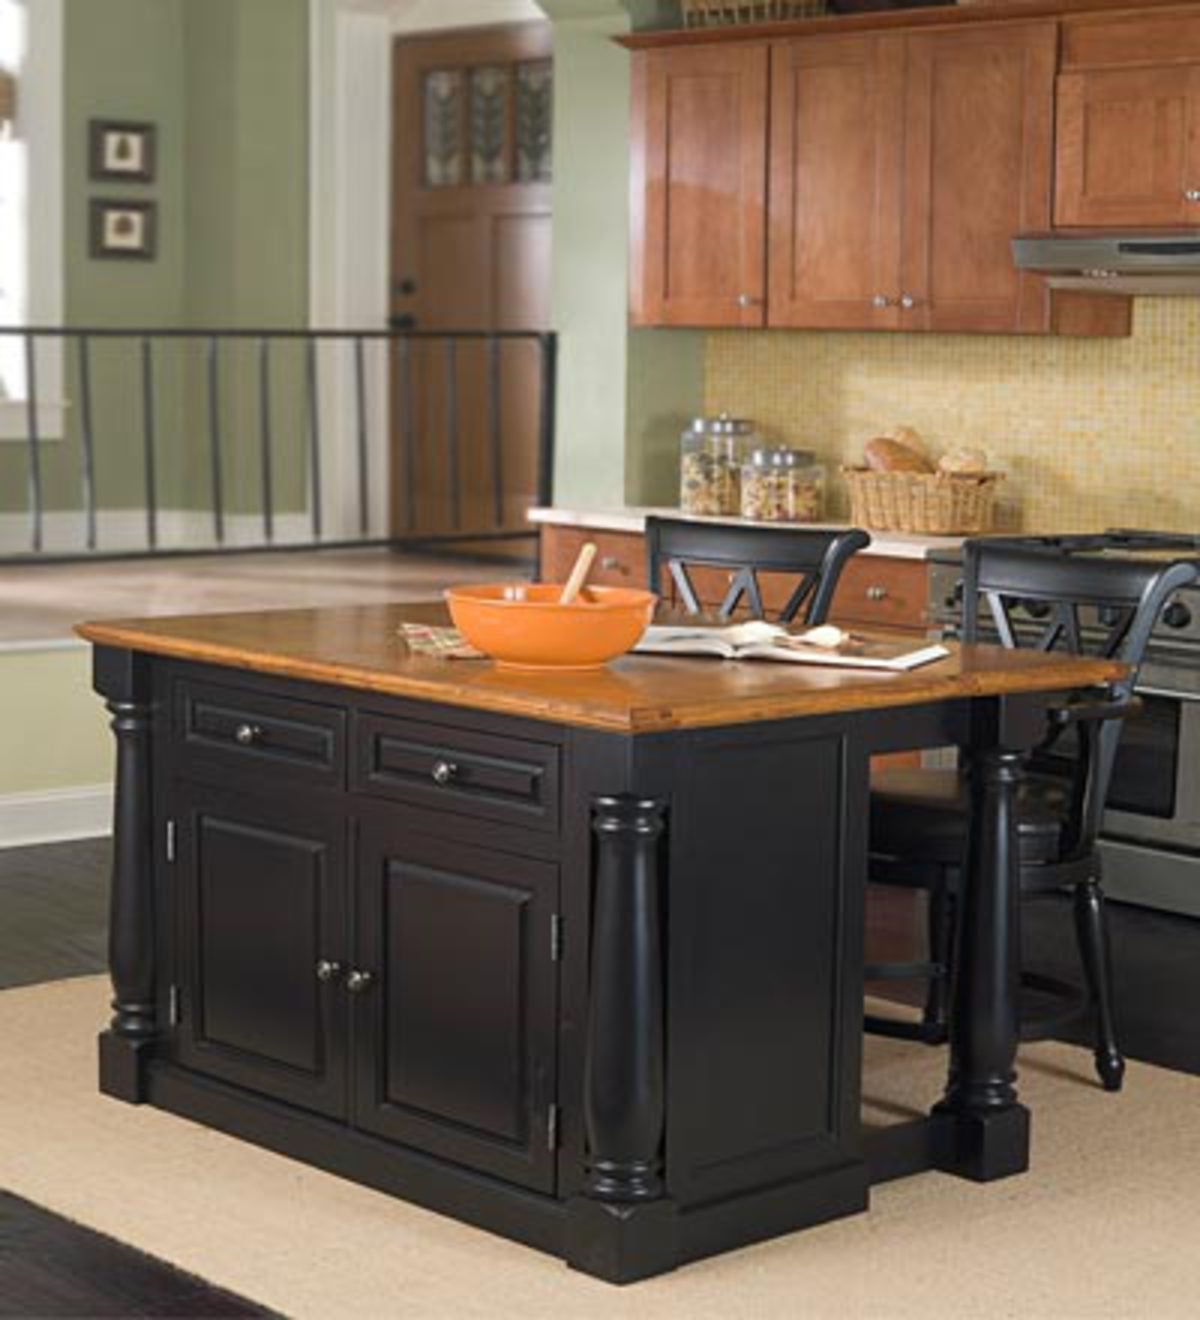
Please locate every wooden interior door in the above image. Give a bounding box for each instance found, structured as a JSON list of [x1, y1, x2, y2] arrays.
[[1056, 66, 1200, 228], [390, 25, 553, 541], [900, 22, 1056, 334], [630, 43, 768, 327], [767, 34, 904, 330]]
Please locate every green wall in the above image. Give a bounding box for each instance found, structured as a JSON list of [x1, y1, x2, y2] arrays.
[[0, 0, 310, 518]]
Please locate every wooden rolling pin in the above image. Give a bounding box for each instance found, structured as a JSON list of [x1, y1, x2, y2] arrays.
[[559, 541, 598, 604]]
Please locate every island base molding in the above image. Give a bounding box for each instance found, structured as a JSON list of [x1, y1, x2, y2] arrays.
[[141, 1060, 870, 1284]]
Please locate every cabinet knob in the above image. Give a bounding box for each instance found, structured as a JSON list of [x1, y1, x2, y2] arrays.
[[872, 295, 893, 309], [736, 293, 761, 308], [866, 585, 889, 602], [234, 722, 263, 746], [431, 759, 459, 786], [315, 959, 342, 983], [899, 294, 918, 310], [346, 969, 374, 994], [1185, 189, 1200, 203], [599, 555, 623, 572]]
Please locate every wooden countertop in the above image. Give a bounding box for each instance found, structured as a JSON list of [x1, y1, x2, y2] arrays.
[[77, 603, 1127, 735]]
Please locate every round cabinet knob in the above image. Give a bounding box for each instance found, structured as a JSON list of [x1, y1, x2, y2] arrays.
[[431, 760, 459, 786], [899, 294, 918, 310], [872, 295, 893, 309], [599, 556, 623, 573], [1185, 189, 1200, 203], [346, 970, 374, 994], [234, 723, 263, 746], [736, 294, 761, 309], [315, 959, 342, 983], [866, 585, 889, 602]]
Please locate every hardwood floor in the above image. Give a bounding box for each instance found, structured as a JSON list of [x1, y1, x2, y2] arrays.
[[0, 1191, 278, 1318]]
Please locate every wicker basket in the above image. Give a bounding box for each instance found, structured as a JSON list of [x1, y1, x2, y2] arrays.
[[681, 0, 827, 25], [842, 467, 1002, 535]]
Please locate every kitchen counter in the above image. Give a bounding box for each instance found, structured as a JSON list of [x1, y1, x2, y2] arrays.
[[77, 603, 1121, 1284], [528, 506, 965, 561]]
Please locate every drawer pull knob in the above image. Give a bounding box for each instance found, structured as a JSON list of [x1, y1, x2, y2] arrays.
[[315, 959, 342, 983], [346, 969, 374, 994], [599, 556, 623, 572], [431, 759, 459, 786], [1185, 188, 1200, 203], [866, 586, 889, 602], [234, 722, 263, 746]]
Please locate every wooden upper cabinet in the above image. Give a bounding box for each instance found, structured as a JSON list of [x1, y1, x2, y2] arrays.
[[630, 44, 768, 327], [768, 35, 905, 330], [900, 22, 1056, 334], [1056, 11, 1200, 227]]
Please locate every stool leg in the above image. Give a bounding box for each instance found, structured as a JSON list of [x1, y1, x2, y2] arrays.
[[921, 882, 954, 1045], [1074, 875, 1124, 1093]]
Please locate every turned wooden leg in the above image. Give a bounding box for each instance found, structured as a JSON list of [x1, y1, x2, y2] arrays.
[[935, 747, 1031, 1181], [1074, 874, 1125, 1093], [94, 648, 157, 1103], [566, 794, 678, 1283]]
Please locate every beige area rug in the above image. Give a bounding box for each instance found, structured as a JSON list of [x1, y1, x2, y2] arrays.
[[1, 978, 1198, 1320]]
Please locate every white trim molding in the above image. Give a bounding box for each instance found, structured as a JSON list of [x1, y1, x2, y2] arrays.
[[0, 509, 314, 555], [0, 782, 112, 849]]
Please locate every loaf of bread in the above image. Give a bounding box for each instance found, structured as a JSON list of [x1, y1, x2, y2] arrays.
[[883, 425, 927, 456], [938, 447, 989, 476], [864, 436, 935, 474]]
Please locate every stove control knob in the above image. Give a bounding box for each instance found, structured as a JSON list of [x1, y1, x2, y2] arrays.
[[1162, 601, 1193, 630]]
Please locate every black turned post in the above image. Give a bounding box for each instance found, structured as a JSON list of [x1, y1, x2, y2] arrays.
[[94, 648, 157, 1103], [566, 794, 678, 1283], [935, 745, 1031, 1181]]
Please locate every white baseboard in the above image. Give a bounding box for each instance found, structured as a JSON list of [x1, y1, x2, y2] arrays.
[[0, 783, 113, 849], [0, 509, 319, 554]]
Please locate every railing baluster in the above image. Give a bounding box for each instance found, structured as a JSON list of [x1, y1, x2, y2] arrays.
[[354, 336, 369, 538], [24, 333, 43, 553], [259, 337, 275, 544], [306, 338, 323, 540], [207, 337, 225, 545], [537, 332, 558, 508], [445, 337, 461, 530], [488, 335, 504, 528], [398, 335, 416, 534], [77, 335, 98, 551], [141, 338, 158, 551]]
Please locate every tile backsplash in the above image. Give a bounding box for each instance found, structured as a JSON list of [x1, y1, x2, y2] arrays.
[[704, 299, 1200, 533]]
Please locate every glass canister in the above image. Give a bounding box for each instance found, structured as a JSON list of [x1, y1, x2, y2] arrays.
[[679, 414, 754, 517], [740, 447, 826, 523]]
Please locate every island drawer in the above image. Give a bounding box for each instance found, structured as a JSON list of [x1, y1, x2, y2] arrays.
[[170, 679, 347, 789], [353, 713, 560, 833]]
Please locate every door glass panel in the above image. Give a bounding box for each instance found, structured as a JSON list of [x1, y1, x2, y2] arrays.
[[470, 66, 510, 185], [423, 69, 464, 187], [516, 61, 553, 184]]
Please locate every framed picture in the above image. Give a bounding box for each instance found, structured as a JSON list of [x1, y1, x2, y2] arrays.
[[90, 200, 157, 261], [89, 119, 156, 183]]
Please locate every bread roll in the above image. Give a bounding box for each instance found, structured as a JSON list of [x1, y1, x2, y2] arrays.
[[864, 437, 935, 474], [938, 447, 989, 476], [883, 425, 927, 456]]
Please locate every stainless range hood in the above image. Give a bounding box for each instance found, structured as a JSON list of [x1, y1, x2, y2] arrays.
[[1012, 233, 1200, 295]]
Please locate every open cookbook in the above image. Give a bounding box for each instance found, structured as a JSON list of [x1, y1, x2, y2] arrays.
[[633, 621, 950, 672]]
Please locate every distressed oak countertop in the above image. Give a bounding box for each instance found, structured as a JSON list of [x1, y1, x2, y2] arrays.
[[77, 602, 1127, 735]]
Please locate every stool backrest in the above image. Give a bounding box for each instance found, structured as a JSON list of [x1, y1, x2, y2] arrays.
[[645, 518, 870, 624], [961, 538, 1200, 857]]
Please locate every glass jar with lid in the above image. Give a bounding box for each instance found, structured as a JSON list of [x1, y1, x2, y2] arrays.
[[740, 446, 825, 523], [679, 414, 754, 517]]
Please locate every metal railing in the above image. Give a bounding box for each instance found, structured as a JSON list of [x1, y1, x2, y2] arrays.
[[0, 326, 556, 561]]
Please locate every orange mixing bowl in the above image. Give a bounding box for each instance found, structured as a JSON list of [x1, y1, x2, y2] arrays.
[[445, 583, 657, 671]]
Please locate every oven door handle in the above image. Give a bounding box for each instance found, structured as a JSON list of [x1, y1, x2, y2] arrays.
[[1135, 685, 1200, 704]]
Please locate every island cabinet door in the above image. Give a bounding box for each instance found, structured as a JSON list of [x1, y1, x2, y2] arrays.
[[352, 817, 559, 1193], [171, 783, 349, 1120]]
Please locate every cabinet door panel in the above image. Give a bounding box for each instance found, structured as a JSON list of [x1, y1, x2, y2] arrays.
[[354, 819, 558, 1192], [1056, 67, 1200, 228], [901, 23, 1055, 334], [631, 44, 768, 327], [768, 35, 903, 329], [174, 783, 348, 1119]]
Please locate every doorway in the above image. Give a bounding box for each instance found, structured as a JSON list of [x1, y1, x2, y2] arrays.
[[389, 23, 553, 543]]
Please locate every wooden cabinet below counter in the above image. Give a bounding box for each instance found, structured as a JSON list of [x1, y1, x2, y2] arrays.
[[539, 521, 930, 634]]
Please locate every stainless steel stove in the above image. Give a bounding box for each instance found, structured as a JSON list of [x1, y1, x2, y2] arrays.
[[926, 531, 1200, 918]]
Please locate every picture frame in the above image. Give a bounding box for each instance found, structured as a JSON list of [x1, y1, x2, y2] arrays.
[[89, 119, 156, 183], [89, 199, 157, 261]]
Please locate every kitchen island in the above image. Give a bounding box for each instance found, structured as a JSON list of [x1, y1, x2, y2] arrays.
[[78, 603, 1122, 1283]]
